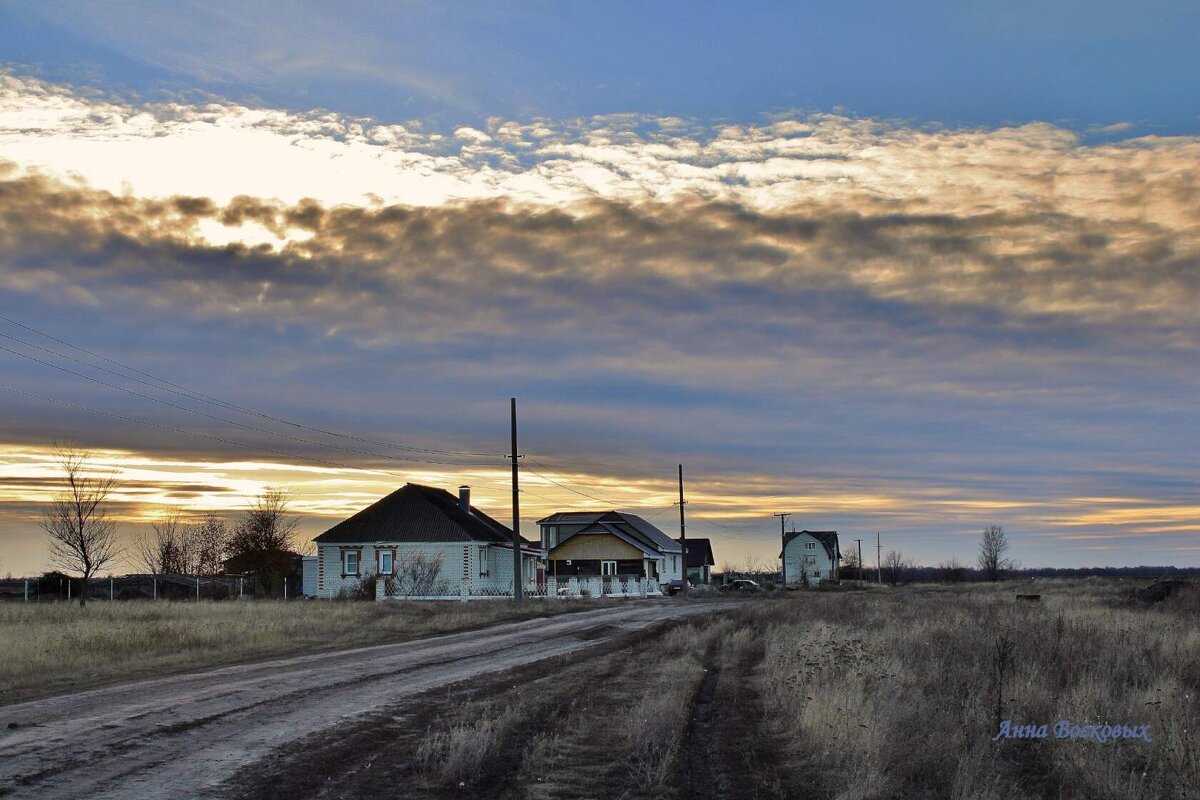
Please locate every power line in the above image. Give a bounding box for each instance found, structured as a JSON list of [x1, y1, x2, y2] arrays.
[[522, 458, 624, 506], [0, 384, 551, 502], [0, 314, 503, 457], [0, 317, 789, 525], [0, 342, 502, 469], [639, 503, 680, 522], [687, 514, 755, 531], [686, 516, 769, 540]]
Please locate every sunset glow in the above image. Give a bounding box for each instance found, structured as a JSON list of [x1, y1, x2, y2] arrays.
[[2, 2, 1199, 575]]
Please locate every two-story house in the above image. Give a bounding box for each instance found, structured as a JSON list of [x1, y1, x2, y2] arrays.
[[781, 530, 840, 586]]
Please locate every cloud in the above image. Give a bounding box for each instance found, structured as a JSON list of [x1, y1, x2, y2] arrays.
[[3, 74, 1200, 571], [2, 161, 1198, 349]]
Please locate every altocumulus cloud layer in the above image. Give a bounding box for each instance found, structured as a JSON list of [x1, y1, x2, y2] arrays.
[[2, 72, 1200, 572]]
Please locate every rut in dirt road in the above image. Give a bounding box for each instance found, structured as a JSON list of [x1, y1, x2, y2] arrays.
[[681, 657, 730, 800], [0, 600, 733, 800]]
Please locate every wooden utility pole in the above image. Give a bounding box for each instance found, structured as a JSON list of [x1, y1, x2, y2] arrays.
[[774, 512, 791, 588], [677, 464, 687, 595], [855, 538, 864, 586], [876, 531, 882, 584], [511, 398, 523, 603]]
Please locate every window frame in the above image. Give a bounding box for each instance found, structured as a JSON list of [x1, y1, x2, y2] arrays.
[[379, 550, 394, 575], [344, 549, 360, 576]]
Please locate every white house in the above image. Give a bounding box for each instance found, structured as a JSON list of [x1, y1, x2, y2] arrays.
[[309, 483, 542, 599], [781, 530, 840, 586]]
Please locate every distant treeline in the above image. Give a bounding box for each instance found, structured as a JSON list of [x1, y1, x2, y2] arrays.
[[837, 564, 1200, 583]]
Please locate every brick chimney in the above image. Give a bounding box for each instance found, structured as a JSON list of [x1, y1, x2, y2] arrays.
[[458, 485, 471, 513]]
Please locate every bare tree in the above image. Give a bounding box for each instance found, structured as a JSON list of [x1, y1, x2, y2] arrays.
[[37, 445, 121, 607], [227, 489, 299, 592], [977, 525, 1011, 582], [842, 550, 861, 581], [881, 550, 911, 586], [191, 513, 229, 576], [741, 554, 766, 575], [136, 514, 191, 574], [934, 556, 968, 583], [385, 552, 447, 597]]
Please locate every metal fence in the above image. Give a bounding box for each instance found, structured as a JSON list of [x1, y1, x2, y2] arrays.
[[0, 572, 302, 602], [377, 575, 664, 601]]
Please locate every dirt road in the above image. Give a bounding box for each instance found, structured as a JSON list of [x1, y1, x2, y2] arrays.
[[0, 600, 731, 799]]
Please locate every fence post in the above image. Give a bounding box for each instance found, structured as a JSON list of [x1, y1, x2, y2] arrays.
[[67, 580, 71, 601], [153, 576, 157, 600], [24, 579, 29, 603], [239, 577, 243, 599], [195, 576, 200, 602], [283, 577, 288, 601]]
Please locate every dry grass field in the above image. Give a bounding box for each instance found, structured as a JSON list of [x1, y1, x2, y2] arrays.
[[230, 579, 1199, 800], [0, 598, 601, 703]]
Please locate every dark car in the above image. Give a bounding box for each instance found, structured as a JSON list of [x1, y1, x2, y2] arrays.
[[666, 579, 692, 596], [719, 579, 763, 593]]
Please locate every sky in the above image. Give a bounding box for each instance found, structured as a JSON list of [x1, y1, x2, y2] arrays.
[[1, 1, 1199, 575]]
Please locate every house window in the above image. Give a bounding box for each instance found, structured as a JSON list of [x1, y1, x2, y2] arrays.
[[544, 526, 558, 548], [344, 550, 359, 576], [803, 555, 816, 565], [804, 542, 816, 550], [478, 546, 489, 577], [601, 560, 617, 576], [380, 550, 393, 575]]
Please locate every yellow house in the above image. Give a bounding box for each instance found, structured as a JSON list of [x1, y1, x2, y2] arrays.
[[537, 511, 684, 589]]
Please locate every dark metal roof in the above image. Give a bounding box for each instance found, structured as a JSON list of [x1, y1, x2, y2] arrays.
[[683, 538, 715, 568], [620, 513, 682, 554], [536, 512, 607, 525], [781, 530, 840, 562], [313, 483, 537, 546]]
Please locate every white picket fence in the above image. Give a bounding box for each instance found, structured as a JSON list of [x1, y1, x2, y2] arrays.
[[377, 575, 664, 601]]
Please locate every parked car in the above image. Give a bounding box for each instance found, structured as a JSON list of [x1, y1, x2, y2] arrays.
[[719, 579, 763, 593], [666, 579, 692, 596]]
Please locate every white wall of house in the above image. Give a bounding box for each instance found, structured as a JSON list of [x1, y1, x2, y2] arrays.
[[661, 551, 683, 585], [313, 541, 540, 598], [783, 534, 838, 586], [301, 556, 318, 597]]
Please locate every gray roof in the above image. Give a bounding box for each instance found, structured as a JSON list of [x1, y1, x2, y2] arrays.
[[314, 483, 538, 548], [781, 530, 839, 562], [538, 510, 682, 556], [537, 512, 608, 525]]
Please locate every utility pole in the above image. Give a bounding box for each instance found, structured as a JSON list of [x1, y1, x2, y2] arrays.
[[774, 512, 791, 588], [510, 397, 524, 604], [855, 538, 864, 586], [677, 464, 687, 595], [876, 531, 882, 584]]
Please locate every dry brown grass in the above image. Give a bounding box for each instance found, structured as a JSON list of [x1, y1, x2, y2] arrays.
[[751, 579, 1200, 799], [0, 598, 601, 703], [404, 617, 732, 800]]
